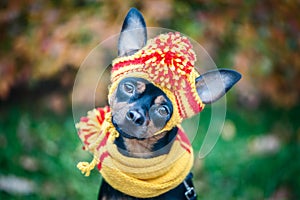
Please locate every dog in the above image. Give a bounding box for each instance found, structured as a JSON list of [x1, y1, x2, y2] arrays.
[[76, 8, 241, 200]]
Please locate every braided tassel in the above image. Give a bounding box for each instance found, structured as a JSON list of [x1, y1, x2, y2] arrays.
[[77, 155, 99, 176]]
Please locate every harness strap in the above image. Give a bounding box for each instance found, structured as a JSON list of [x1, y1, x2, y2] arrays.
[[183, 173, 197, 200]]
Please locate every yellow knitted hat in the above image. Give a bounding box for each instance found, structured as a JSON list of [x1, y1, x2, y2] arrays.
[[109, 32, 205, 132]]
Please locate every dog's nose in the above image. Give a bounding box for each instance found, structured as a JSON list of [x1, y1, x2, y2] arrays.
[[126, 110, 145, 126]]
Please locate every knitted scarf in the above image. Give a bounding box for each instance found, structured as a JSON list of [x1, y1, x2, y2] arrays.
[[76, 106, 194, 198]]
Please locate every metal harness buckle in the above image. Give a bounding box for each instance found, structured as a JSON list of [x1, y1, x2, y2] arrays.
[[183, 180, 197, 200]]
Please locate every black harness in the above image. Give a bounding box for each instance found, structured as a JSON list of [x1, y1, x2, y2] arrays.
[[183, 173, 197, 200]]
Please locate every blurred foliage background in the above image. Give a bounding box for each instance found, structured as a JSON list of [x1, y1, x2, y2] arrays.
[[0, 0, 299, 199]]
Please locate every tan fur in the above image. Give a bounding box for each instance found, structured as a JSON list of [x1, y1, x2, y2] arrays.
[[123, 132, 167, 158], [111, 101, 130, 118], [136, 81, 146, 94], [154, 95, 167, 104], [146, 120, 163, 135]]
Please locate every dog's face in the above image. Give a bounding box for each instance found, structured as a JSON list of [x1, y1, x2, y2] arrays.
[[109, 8, 241, 142], [110, 77, 173, 139]]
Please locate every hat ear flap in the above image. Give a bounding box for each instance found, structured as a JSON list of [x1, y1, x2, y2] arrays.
[[195, 69, 241, 104], [118, 8, 147, 57]]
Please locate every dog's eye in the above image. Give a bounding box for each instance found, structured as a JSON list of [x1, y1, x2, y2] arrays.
[[157, 105, 169, 116], [123, 82, 135, 94]]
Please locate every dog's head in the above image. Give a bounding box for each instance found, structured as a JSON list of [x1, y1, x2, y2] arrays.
[[110, 77, 173, 139], [108, 8, 241, 140]]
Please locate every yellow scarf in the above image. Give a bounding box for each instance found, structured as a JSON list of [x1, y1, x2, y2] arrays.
[[76, 107, 194, 198]]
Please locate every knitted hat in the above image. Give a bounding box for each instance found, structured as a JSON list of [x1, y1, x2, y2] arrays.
[[109, 32, 204, 132]]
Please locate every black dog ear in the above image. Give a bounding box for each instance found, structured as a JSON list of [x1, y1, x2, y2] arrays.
[[118, 8, 147, 57], [195, 69, 241, 104]]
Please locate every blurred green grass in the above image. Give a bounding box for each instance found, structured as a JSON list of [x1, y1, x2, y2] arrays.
[[1, 100, 299, 199], [0, 104, 101, 199], [191, 104, 300, 200]]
